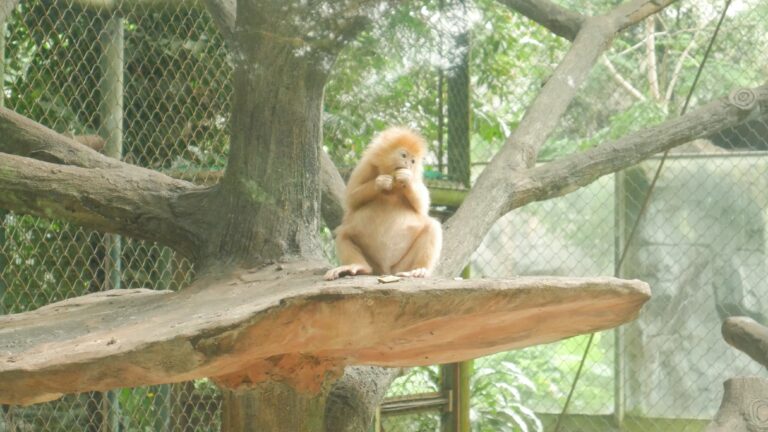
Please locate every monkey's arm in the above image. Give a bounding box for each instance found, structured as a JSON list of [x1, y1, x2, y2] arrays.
[[402, 181, 430, 215], [346, 162, 388, 211], [347, 179, 381, 210]]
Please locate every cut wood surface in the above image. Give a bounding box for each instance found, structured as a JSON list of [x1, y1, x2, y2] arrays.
[[0, 261, 650, 405], [705, 377, 768, 432]]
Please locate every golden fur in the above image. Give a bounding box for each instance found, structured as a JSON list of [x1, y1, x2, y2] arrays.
[[324, 127, 442, 280]]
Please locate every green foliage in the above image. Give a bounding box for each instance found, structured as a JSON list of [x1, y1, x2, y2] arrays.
[[387, 366, 441, 397], [471, 361, 542, 432], [0, 213, 93, 313], [324, 0, 566, 168], [4, 0, 231, 170], [382, 367, 441, 431], [4, 0, 102, 132], [3, 0, 768, 430], [122, 9, 231, 169], [385, 364, 545, 431]]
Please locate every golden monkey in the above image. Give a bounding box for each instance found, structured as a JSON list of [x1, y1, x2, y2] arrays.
[[324, 127, 442, 280]]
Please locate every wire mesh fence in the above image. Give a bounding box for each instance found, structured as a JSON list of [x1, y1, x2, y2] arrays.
[[1, 0, 767, 431]]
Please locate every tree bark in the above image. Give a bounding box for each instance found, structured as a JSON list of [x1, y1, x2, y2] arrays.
[[498, 0, 584, 41], [221, 382, 330, 432], [0, 153, 205, 258], [438, 82, 767, 274], [722, 317, 768, 370], [196, 1, 386, 429], [204, 39, 327, 266], [437, 0, 693, 276], [0, 107, 123, 169], [705, 377, 768, 432], [324, 367, 401, 432]]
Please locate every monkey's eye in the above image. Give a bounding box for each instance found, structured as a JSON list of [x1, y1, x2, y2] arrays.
[[400, 151, 407, 158], [411, 159, 415, 164]]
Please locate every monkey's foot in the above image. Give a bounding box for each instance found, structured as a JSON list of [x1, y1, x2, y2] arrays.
[[324, 264, 372, 281], [396, 268, 430, 278]]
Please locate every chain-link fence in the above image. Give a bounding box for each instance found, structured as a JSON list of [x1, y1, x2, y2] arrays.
[[1, 1, 227, 430], [2, 0, 768, 431]]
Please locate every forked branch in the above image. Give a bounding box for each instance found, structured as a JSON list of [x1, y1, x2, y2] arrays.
[[439, 83, 767, 274], [722, 316, 768, 370], [440, 0, 679, 275]]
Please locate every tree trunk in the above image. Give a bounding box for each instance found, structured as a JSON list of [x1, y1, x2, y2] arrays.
[[221, 382, 330, 432], [201, 2, 373, 429], [201, 34, 327, 268]]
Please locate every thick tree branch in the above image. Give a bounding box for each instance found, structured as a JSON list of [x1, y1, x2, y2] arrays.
[[0, 107, 121, 169], [0, 107, 213, 259], [438, 84, 767, 275], [498, 0, 584, 41], [722, 316, 768, 370], [611, 0, 678, 32], [501, 85, 768, 211], [439, 0, 678, 276], [0, 103, 344, 231], [500, 0, 677, 171], [0, 153, 206, 259]]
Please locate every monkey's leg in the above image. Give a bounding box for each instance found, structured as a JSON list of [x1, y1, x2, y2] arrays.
[[392, 218, 442, 278], [324, 231, 374, 280]]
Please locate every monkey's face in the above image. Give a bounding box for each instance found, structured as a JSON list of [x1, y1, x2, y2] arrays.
[[388, 147, 421, 174]]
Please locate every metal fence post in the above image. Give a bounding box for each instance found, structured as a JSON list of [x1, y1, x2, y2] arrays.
[[1, 5, 7, 308], [0, 14, 10, 431], [613, 171, 627, 428], [154, 248, 173, 431], [447, 29, 471, 187], [99, 14, 124, 432], [0, 15, 4, 108]]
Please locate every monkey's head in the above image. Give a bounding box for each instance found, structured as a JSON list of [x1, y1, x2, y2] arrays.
[[367, 127, 427, 175]]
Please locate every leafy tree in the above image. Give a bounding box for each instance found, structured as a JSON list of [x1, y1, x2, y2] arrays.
[[1, 0, 765, 430]]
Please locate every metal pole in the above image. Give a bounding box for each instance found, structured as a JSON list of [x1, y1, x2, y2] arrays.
[[154, 248, 173, 431], [613, 171, 626, 427], [458, 266, 472, 432], [1, 16, 5, 108], [99, 14, 124, 432], [0, 14, 7, 107], [440, 363, 459, 432], [1, 14, 7, 300], [446, 29, 471, 187]]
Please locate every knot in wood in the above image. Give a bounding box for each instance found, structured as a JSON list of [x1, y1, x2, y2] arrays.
[[728, 88, 757, 111], [747, 398, 768, 428]]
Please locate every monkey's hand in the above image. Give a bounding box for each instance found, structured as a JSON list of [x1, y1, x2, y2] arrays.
[[394, 168, 412, 188], [375, 174, 394, 192]]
